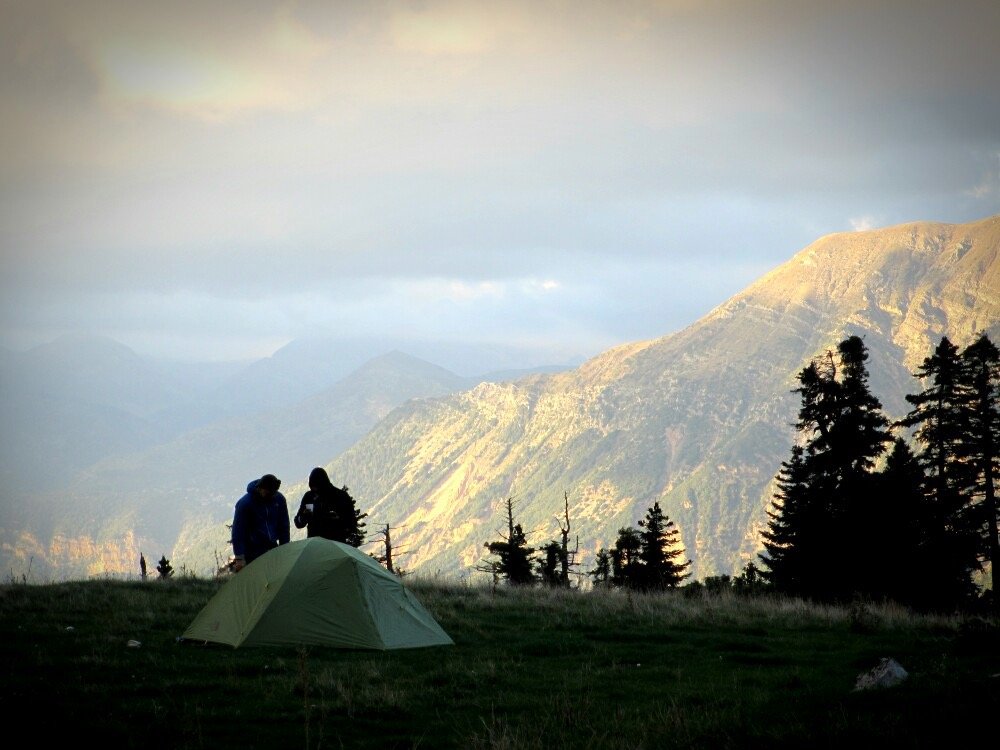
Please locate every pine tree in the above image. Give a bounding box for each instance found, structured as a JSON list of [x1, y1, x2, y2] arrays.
[[761, 336, 892, 601], [588, 549, 613, 587], [483, 497, 536, 586], [637, 501, 691, 589], [732, 561, 767, 596], [339, 486, 368, 548], [834, 336, 893, 473], [156, 555, 174, 579], [762, 358, 844, 599], [610, 527, 642, 588], [538, 541, 563, 586], [868, 438, 928, 606], [958, 334, 1000, 611], [899, 338, 967, 494], [831, 337, 893, 599], [760, 445, 814, 596], [900, 336, 982, 609]]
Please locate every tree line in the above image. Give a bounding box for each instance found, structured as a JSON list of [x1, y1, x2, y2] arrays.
[[481, 495, 692, 590], [761, 333, 998, 613]]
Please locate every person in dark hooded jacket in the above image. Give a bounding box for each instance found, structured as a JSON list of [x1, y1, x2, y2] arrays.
[[231, 474, 289, 571], [294, 467, 362, 545]]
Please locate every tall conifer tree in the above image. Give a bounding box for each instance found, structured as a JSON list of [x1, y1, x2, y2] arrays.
[[761, 446, 813, 596], [761, 336, 892, 601], [958, 334, 1000, 610], [637, 502, 691, 589], [900, 337, 982, 609], [868, 438, 928, 606]]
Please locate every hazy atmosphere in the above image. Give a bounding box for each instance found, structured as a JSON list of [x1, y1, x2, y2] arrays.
[[2, 0, 999, 365]]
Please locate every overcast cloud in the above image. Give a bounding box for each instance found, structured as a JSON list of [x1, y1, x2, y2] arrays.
[[1, 0, 998, 363]]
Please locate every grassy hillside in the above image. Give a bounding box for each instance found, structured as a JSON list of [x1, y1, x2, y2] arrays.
[[2, 576, 998, 749]]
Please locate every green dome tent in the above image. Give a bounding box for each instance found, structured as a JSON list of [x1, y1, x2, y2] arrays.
[[181, 538, 453, 650]]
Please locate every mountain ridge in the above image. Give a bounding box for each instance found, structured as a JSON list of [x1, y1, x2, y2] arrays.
[[323, 215, 1000, 579]]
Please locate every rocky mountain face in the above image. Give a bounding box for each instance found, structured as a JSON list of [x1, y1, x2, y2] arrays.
[[323, 216, 1000, 580]]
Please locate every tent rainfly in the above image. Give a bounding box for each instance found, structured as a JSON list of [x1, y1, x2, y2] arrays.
[[181, 538, 454, 649]]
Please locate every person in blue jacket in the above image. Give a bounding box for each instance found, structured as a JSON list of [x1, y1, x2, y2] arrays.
[[230, 474, 289, 571]]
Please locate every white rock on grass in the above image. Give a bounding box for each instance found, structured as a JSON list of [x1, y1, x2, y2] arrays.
[[854, 657, 908, 691]]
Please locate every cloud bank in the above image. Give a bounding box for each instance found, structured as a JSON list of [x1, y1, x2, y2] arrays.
[[1, 1, 998, 361]]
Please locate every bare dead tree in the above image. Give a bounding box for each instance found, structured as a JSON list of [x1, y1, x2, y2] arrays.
[[370, 522, 410, 575], [473, 559, 503, 593], [382, 523, 394, 573], [557, 490, 581, 585]]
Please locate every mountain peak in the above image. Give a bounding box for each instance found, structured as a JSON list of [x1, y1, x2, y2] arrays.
[[704, 214, 1000, 369], [29, 333, 142, 362]]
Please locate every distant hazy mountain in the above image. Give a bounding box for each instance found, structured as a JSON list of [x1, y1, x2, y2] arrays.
[[318, 215, 1000, 580], [76, 351, 475, 498], [202, 335, 586, 418], [0, 329, 576, 496], [0, 348, 568, 578], [0, 335, 216, 492]]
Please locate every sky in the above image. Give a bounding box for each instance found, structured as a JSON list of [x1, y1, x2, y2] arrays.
[[1, 0, 998, 366]]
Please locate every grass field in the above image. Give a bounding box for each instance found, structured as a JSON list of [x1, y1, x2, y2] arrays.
[[2, 576, 998, 749]]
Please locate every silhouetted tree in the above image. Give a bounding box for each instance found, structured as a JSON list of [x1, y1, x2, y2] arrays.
[[538, 541, 563, 586], [156, 555, 174, 579], [373, 523, 408, 575], [732, 561, 768, 596], [900, 337, 967, 491], [601, 505, 691, 590], [761, 446, 815, 596], [637, 501, 691, 589], [835, 336, 894, 473], [588, 549, 613, 587], [483, 497, 536, 586], [610, 526, 642, 588], [900, 336, 983, 609], [959, 334, 1000, 611], [538, 491, 578, 587], [339, 486, 368, 548], [866, 438, 929, 606], [761, 336, 893, 601]]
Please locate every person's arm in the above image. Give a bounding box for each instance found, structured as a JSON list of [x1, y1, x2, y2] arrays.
[[277, 493, 290, 545], [231, 500, 247, 570], [293, 493, 310, 530]]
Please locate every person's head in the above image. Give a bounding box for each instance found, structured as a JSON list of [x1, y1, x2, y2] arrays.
[[308, 467, 331, 491], [257, 473, 281, 498]]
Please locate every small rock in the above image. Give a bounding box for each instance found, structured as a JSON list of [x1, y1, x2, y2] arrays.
[[126, 639, 142, 648], [854, 657, 908, 691], [64, 626, 75, 632]]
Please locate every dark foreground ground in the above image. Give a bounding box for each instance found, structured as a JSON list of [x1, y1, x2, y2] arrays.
[[1, 577, 998, 749]]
